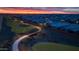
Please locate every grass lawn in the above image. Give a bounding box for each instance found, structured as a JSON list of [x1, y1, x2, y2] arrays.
[[32, 42, 79, 51], [6, 16, 34, 34]]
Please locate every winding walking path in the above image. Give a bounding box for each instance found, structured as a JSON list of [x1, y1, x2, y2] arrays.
[[12, 21, 42, 51]]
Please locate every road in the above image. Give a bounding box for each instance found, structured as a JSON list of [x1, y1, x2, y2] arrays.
[[12, 21, 42, 51]]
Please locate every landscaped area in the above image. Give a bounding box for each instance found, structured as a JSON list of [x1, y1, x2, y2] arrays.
[[32, 42, 79, 51], [5, 16, 34, 34], [0, 14, 79, 51]]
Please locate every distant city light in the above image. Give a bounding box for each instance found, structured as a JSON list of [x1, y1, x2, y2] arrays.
[[76, 21, 79, 24], [60, 20, 65, 22]]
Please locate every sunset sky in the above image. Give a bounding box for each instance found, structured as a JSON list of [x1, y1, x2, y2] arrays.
[[0, 7, 79, 14]]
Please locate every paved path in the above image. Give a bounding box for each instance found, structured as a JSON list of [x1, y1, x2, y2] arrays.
[[12, 21, 42, 51]]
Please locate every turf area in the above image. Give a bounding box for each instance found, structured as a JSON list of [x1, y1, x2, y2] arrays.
[[6, 16, 34, 34], [32, 42, 79, 51]]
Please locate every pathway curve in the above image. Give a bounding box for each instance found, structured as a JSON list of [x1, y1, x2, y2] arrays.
[[12, 21, 42, 51]]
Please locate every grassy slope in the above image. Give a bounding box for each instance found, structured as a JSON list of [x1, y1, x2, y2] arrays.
[[32, 42, 79, 51], [6, 16, 34, 34]]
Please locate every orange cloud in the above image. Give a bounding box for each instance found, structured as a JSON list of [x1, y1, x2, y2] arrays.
[[0, 8, 67, 14]]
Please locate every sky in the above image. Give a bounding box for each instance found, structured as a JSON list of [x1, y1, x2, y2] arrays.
[[0, 7, 79, 14]]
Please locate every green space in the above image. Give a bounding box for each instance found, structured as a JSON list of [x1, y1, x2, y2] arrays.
[[32, 42, 79, 51], [5, 16, 34, 34]]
